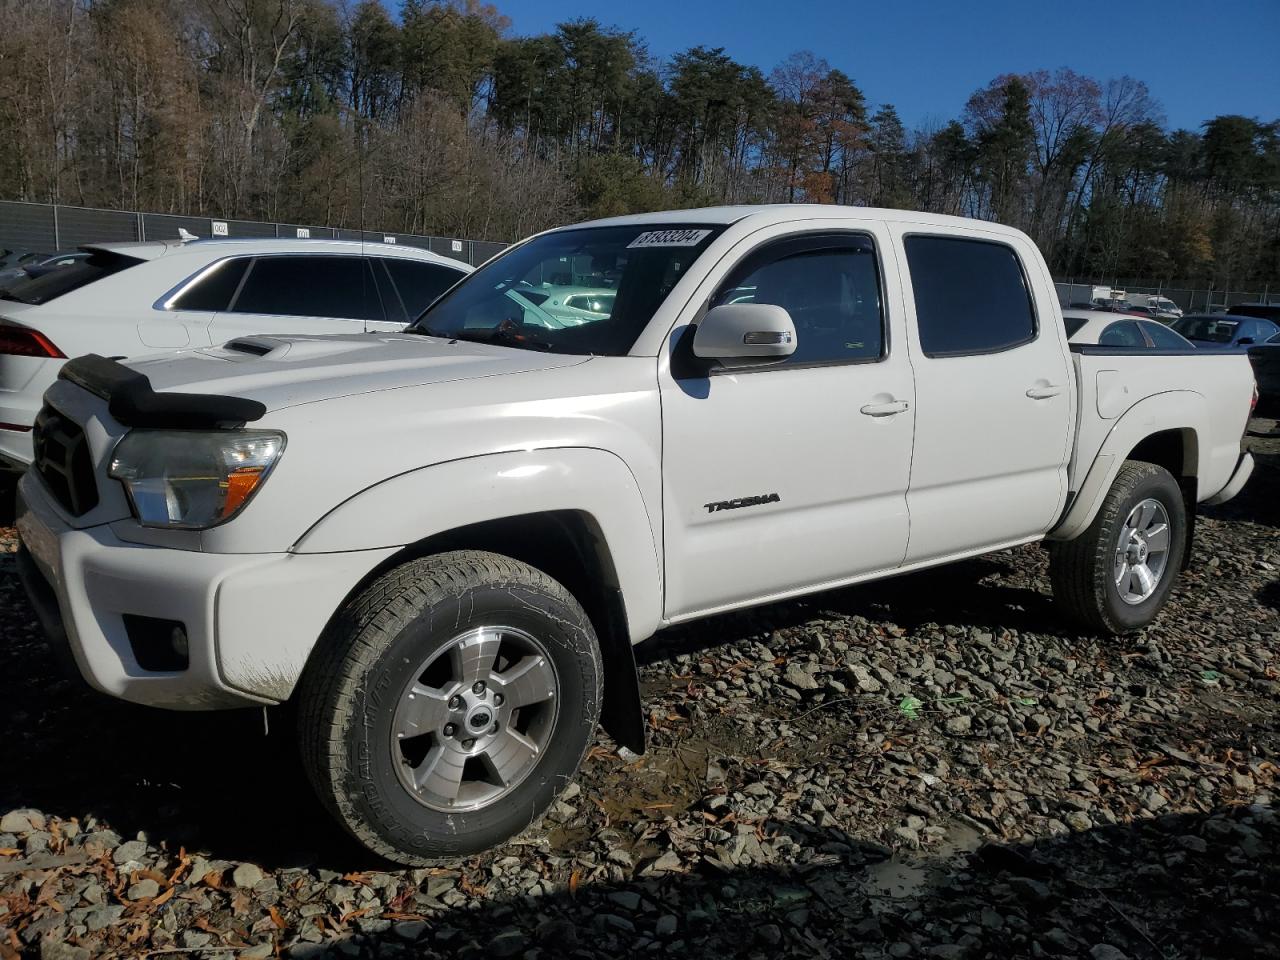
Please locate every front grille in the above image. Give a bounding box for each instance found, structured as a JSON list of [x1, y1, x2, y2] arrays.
[[33, 406, 98, 516]]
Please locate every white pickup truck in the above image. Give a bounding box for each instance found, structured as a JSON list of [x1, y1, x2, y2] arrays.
[[15, 206, 1256, 865]]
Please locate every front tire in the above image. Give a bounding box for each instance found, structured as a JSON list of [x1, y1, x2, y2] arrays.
[[297, 550, 602, 865], [1049, 461, 1186, 635]]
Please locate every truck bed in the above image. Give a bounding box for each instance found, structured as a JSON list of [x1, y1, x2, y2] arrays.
[[1067, 343, 1254, 507]]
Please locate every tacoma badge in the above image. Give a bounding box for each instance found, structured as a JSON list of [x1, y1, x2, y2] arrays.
[[703, 493, 781, 513]]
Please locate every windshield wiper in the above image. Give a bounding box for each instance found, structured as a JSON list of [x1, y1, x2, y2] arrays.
[[455, 327, 556, 352], [404, 324, 555, 352], [406, 324, 454, 339]]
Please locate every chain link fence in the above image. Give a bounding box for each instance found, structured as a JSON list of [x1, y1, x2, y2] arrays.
[[0, 200, 508, 267], [1056, 278, 1277, 313]]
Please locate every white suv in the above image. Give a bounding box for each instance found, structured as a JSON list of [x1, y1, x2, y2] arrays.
[[0, 238, 470, 468]]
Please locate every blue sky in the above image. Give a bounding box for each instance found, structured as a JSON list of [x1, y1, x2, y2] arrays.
[[495, 0, 1279, 131]]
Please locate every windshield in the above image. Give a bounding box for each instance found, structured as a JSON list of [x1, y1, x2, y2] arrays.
[[0, 250, 142, 305], [407, 224, 724, 355], [1172, 317, 1237, 343]]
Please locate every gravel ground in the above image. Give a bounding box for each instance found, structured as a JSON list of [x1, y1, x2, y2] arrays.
[[0, 423, 1276, 960]]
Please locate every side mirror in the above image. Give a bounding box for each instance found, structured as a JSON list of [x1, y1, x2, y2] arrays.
[[693, 303, 797, 360], [1237, 337, 1255, 346]]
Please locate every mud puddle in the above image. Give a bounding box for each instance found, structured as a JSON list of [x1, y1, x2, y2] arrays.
[[864, 820, 984, 901]]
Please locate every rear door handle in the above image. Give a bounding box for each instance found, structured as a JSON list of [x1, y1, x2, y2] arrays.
[[1025, 384, 1064, 399], [860, 400, 910, 417]]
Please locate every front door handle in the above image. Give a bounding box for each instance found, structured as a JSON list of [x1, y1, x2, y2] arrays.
[[1026, 384, 1064, 399], [860, 400, 910, 417]]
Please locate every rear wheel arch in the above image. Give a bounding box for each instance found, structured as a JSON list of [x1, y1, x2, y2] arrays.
[[1051, 394, 1208, 542]]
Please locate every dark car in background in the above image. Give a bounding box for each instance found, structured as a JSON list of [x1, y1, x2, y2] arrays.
[[0, 250, 90, 289], [1226, 303, 1280, 325], [1172, 313, 1280, 349], [0, 249, 46, 271], [1245, 332, 1280, 412]]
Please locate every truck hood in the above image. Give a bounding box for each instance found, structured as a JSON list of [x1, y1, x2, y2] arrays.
[[123, 333, 591, 412]]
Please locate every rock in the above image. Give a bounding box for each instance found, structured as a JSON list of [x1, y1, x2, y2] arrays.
[[1065, 811, 1093, 832], [607, 890, 642, 911], [893, 826, 920, 846], [1008, 877, 1051, 903], [182, 930, 213, 949], [232, 862, 264, 888], [111, 840, 147, 865], [1090, 946, 1130, 960], [84, 905, 124, 931], [39, 941, 90, 960], [127, 878, 160, 901], [945, 715, 972, 735], [847, 665, 883, 693], [1, 809, 46, 834], [647, 850, 682, 873], [784, 661, 819, 691], [394, 920, 428, 942], [488, 929, 526, 957], [654, 915, 678, 938], [758, 923, 783, 945], [82, 830, 121, 852], [1176, 834, 1208, 854], [239, 945, 275, 960]]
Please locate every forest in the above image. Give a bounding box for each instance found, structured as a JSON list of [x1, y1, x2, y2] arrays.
[[1, 0, 1277, 287]]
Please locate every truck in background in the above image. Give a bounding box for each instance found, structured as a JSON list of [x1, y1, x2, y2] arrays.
[[1125, 293, 1183, 320]]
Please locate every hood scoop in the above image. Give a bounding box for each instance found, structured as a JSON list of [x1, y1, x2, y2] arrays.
[[224, 337, 276, 357], [218, 335, 386, 363]]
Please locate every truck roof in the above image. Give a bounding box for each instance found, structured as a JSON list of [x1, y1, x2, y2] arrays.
[[562, 204, 1028, 238]]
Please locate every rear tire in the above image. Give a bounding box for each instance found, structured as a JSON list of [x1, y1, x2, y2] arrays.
[[1049, 461, 1186, 635], [296, 550, 602, 865]]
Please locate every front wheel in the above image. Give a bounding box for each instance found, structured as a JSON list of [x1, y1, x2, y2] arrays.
[[1049, 460, 1187, 635], [296, 550, 602, 865]]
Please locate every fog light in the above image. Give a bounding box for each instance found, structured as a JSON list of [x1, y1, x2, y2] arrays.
[[123, 615, 190, 672], [170, 625, 189, 662]]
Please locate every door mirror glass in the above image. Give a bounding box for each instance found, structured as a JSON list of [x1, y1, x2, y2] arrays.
[[1237, 337, 1255, 345], [693, 303, 797, 360]]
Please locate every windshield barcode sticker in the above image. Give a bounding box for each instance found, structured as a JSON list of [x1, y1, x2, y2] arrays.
[[627, 229, 712, 249]]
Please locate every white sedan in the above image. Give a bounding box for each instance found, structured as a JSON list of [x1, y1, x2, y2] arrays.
[[1063, 309, 1195, 349], [0, 238, 470, 468]]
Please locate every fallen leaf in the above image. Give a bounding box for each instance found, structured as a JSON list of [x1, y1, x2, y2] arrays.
[[569, 869, 580, 897], [150, 887, 176, 909], [268, 905, 287, 930]]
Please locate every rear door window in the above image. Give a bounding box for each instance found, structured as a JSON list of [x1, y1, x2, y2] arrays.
[[1098, 321, 1146, 347], [381, 258, 465, 319], [1140, 321, 1191, 350], [903, 236, 1037, 357], [230, 256, 383, 322], [169, 259, 249, 311], [0, 251, 142, 305]]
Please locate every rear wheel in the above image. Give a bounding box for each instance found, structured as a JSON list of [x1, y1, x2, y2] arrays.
[[297, 550, 602, 865], [1049, 461, 1186, 635]]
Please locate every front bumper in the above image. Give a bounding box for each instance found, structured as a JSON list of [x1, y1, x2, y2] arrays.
[[15, 473, 396, 710]]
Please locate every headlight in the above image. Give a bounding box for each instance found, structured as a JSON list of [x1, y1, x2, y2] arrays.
[[109, 429, 285, 529]]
